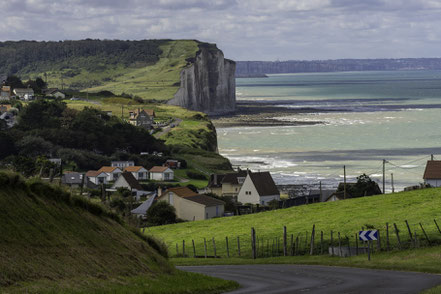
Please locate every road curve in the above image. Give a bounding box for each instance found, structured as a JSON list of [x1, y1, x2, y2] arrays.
[[179, 264, 441, 294]]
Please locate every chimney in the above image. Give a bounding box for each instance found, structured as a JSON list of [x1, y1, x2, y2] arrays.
[[157, 186, 163, 197]]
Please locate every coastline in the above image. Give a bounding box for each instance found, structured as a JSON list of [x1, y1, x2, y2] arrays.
[[210, 101, 324, 128]]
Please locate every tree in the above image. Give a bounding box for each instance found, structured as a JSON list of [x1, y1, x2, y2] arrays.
[[146, 201, 177, 226], [0, 132, 16, 159], [5, 75, 25, 90], [337, 174, 381, 198]]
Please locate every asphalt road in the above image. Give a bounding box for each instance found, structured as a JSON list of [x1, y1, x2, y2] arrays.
[[179, 264, 441, 294]]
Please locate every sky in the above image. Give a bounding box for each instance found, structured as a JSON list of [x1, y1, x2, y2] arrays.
[[2, 0, 441, 61]]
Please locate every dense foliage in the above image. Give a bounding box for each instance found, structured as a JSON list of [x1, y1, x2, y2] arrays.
[[337, 174, 382, 197], [146, 201, 177, 226], [0, 100, 165, 173], [0, 39, 165, 75]]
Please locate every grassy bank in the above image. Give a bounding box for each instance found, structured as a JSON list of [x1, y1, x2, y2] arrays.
[[147, 188, 441, 258], [172, 245, 441, 274], [0, 172, 238, 293]]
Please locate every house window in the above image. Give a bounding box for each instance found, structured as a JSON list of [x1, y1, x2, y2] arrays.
[[168, 192, 174, 205], [138, 172, 143, 178]]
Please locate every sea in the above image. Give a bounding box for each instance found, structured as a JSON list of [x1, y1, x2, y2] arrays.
[[217, 71, 441, 192]]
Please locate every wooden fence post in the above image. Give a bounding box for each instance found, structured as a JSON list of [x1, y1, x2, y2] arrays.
[[310, 224, 315, 255], [338, 232, 342, 257], [386, 223, 390, 250], [330, 231, 334, 256], [419, 223, 430, 244], [182, 240, 186, 257], [393, 223, 401, 249], [212, 238, 217, 258], [355, 233, 359, 255], [192, 240, 196, 258], [320, 231, 324, 255], [304, 231, 308, 253], [176, 243, 179, 256], [414, 231, 417, 248], [346, 236, 351, 257], [283, 226, 287, 256], [405, 220, 413, 242], [251, 228, 256, 259], [204, 238, 207, 258], [226, 237, 230, 258], [237, 236, 241, 257]]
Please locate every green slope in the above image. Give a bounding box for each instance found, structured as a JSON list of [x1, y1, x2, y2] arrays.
[[4, 39, 200, 101], [0, 172, 237, 293], [147, 188, 441, 258]]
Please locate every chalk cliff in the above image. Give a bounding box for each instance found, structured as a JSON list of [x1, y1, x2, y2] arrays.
[[168, 43, 236, 115]]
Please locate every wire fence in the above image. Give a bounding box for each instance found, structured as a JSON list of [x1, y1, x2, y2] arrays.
[[170, 217, 441, 259]]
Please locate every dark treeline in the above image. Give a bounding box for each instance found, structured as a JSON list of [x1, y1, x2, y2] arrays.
[[0, 100, 166, 175], [236, 58, 441, 76], [0, 39, 166, 75]]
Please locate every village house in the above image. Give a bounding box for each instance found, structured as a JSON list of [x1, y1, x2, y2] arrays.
[[112, 172, 149, 199], [111, 160, 135, 169], [157, 187, 225, 221], [149, 166, 174, 181], [128, 109, 155, 129], [13, 88, 34, 101], [85, 170, 108, 185], [0, 86, 11, 101], [61, 172, 84, 188], [237, 171, 280, 205], [97, 166, 122, 182], [423, 160, 441, 187], [326, 191, 345, 202], [131, 194, 156, 218], [44, 88, 65, 99], [207, 169, 248, 198], [124, 166, 149, 180], [164, 159, 181, 169]]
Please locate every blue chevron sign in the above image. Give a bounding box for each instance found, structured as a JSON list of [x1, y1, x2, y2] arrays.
[[359, 230, 378, 241]]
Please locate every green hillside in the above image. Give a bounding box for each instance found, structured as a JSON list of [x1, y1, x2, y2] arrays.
[[1, 39, 200, 101], [0, 172, 237, 293], [147, 188, 441, 258]]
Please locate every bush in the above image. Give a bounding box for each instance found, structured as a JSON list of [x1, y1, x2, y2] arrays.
[[146, 201, 177, 226]]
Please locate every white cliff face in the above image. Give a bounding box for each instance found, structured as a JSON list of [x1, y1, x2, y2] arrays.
[[167, 44, 236, 115]]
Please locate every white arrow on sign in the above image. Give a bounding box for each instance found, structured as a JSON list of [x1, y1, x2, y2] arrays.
[[359, 230, 378, 241]]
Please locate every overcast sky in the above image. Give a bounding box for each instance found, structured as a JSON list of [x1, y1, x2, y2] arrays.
[[2, 0, 441, 61]]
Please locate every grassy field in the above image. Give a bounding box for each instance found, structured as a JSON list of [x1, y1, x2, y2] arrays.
[[0, 172, 238, 293], [146, 188, 441, 258]]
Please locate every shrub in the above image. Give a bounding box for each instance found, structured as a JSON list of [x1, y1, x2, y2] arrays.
[[146, 201, 177, 226], [186, 171, 207, 180]]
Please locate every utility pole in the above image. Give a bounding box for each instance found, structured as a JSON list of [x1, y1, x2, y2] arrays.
[[343, 165, 347, 199], [431, 154, 434, 161], [383, 159, 386, 194], [391, 173, 394, 193]]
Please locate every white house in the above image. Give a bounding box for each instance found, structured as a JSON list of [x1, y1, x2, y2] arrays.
[[44, 88, 65, 99], [149, 166, 174, 181], [13, 88, 34, 101], [123, 166, 148, 180], [97, 166, 122, 182], [112, 172, 150, 200], [237, 171, 280, 205], [157, 187, 225, 221], [423, 160, 441, 187], [111, 161, 135, 169], [86, 170, 108, 185]]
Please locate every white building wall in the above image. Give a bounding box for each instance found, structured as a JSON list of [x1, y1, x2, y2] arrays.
[[205, 205, 224, 219], [237, 176, 260, 204], [426, 179, 441, 187]]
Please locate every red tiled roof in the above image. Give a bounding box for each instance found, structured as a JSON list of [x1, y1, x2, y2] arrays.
[[86, 170, 106, 177], [98, 166, 120, 173], [423, 161, 441, 179], [149, 166, 169, 173], [124, 166, 145, 172]]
